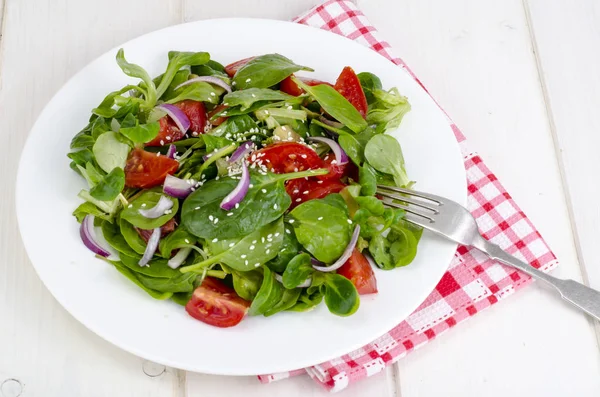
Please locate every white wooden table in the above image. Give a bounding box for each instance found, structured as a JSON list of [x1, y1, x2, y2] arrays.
[[1, 0, 599, 396]]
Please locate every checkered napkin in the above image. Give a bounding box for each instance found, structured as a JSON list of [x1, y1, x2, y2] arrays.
[[258, 0, 559, 392]]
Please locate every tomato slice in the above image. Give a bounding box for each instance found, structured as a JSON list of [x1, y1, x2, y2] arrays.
[[124, 148, 179, 189], [318, 154, 356, 181], [185, 277, 250, 328], [135, 218, 176, 242], [334, 66, 368, 119], [224, 56, 255, 77], [207, 104, 229, 126], [254, 142, 324, 174], [337, 249, 378, 295], [280, 75, 333, 96], [146, 100, 207, 146], [285, 178, 346, 208]]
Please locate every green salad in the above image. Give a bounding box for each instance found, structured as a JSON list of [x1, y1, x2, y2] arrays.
[[68, 49, 421, 328]]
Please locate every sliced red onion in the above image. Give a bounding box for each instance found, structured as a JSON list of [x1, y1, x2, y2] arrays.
[[139, 228, 161, 267], [166, 144, 177, 159], [203, 144, 235, 161], [308, 136, 349, 165], [175, 76, 232, 94], [313, 225, 360, 272], [138, 195, 173, 218], [168, 247, 192, 269], [310, 257, 325, 267], [220, 161, 250, 210], [156, 103, 191, 134], [163, 174, 196, 199], [229, 141, 254, 163], [80, 215, 119, 259], [319, 116, 344, 129], [274, 273, 312, 288]]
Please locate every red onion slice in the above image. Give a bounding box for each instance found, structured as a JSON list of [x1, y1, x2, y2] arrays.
[[274, 273, 312, 288], [220, 161, 250, 210], [308, 136, 349, 165], [168, 247, 192, 269], [313, 225, 360, 272], [138, 195, 173, 218], [229, 141, 254, 163], [80, 215, 118, 259], [166, 144, 177, 159], [319, 116, 344, 130], [175, 76, 232, 94], [163, 174, 196, 199], [156, 103, 191, 134], [139, 228, 161, 267]]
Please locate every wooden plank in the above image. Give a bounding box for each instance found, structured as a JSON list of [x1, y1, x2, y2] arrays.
[[182, 0, 322, 22], [0, 0, 181, 395], [358, 0, 600, 395]]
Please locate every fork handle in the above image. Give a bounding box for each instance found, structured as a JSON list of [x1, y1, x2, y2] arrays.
[[473, 238, 600, 321]]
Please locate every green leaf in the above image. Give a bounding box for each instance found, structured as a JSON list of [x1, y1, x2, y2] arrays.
[[191, 60, 229, 79], [110, 260, 172, 300], [181, 219, 284, 273], [366, 87, 411, 131], [92, 85, 143, 118], [323, 273, 359, 316], [158, 226, 197, 259], [357, 72, 382, 104], [72, 202, 113, 223], [203, 135, 234, 153], [264, 288, 302, 317], [290, 199, 351, 263], [320, 193, 349, 217], [293, 78, 367, 133], [119, 254, 196, 293], [159, 69, 191, 101], [120, 218, 148, 255], [89, 167, 125, 201], [364, 134, 410, 187], [282, 253, 313, 289], [101, 219, 139, 257], [266, 223, 301, 273], [120, 190, 179, 229], [233, 54, 313, 90], [232, 269, 263, 301], [120, 253, 179, 277], [68, 149, 94, 171], [359, 164, 377, 196], [166, 81, 224, 104], [288, 288, 324, 312], [120, 121, 160, 144], [355, 196, 385, 216], [156, 51, 210, 99], [223, 88, 295, 111], [116, 49, 157, 108], [369, 226, 419, 269], [171, 292, 193, 306], [248, 266, 284, 316], [209, 114, 259, 138], [93, 131, 130, 173]]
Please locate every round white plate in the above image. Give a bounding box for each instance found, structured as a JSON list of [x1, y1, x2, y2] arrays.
[[16, 19, 466, 375]]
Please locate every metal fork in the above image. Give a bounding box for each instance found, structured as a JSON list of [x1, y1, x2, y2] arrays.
[[377, 185, 600, 321]]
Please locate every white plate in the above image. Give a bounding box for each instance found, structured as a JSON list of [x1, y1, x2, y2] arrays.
[[16, 19, 466, 375]]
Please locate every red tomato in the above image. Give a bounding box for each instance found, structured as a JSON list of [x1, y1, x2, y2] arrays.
[[285, 178, 346, 208], [224, 56, 255, 77], [207, 104, 229, 126], [185, 277, 250, 328], [136, 218, 176, 242], [334, 66, 368, 119], [279, 75, 333, 96], [337, 249, 378, 295], [124, 148, 179, 189], [146, 100, 207, 146], [318, 154, 356, 181], [254, 142, 324, 174]]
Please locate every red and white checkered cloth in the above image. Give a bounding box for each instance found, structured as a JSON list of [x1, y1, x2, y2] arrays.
[[258, 0, 559, 392]]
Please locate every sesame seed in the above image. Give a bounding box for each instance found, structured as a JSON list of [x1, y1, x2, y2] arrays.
[[301, 154, 307, 159], [293, 190, 299, 194], [261, 189, 267, 193], [347, 219, 353, 224], [249, 184, 254, 188], [303, 190, 309, 195], [156, 152, 160, 157], [261, 237, 265, 243], [251, 93, 256, 98], [252, 240, 257, 244], [232, 82, 236, 86], [274, 232, 280, 237], [288, 219, 295, 224], [235, 203, 240, 209], [214, 218, 219, 224], [224, 102, 229, 105], [266, 249, 270, 254], [212, 238, 218, 242], [185, 239, 190, 244], [317, 180, 323, 184], [294, 167, 299, 172], [285, 229, 291, 234], [254, 263, 260, 267], [141, 203, 147, 207], [192, 131, 199, 137], [296, 198, 302, 202], [229, 242, 235, 247], [273, 204, 278, 210], [227, 212, 234, 216], [241, 254, 247, 259], [249, 245, 255, 250], [215, 176, 220, 180], [209, 215, 214, 221], [195, 206, 200, 210], [287, 105, 293, 110], [166, 136, 171, 141], [160, 140, 164, 145], [210, 92, 216, 97], [318, 216, 323, 220], [128, 204, 133, 208], [245, 78, 251, 83]]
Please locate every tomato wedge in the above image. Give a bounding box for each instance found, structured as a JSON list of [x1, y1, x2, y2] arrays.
[[224, 56, 255, 78], [254, 142, 324, 174], [124, 148, 179, 189], [207, 104, 229, 126], [146, 100, 207, 146], [337, 249, 378, 295], [286, 178, 346, 208], [185, 277, 250, 328], [135, 218, 176, 242], [334, 66, 368, 119], [280, 75, 333, 96]]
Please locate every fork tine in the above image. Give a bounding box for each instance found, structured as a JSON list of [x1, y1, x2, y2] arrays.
[[380, 199, 435, 223], [376, 185, 444, 204], [376, 190, 439, 213]]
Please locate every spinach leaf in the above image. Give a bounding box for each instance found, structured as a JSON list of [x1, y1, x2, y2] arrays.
[[158, 226, 196, 259], [233, 54, 313, 90], [171, 292, 193, 306], [364, 134, 410, 187], [92, 85, 143, 118], [354, 196, 385, 216], [156, 51, 210, 99], [159, 69, 190, 102], [323, 273, 359, 316], [119, 253, 179, 278], [320, 193, 349, 217], [110, 260, 172, 300], [181, 219, 284, 273], [119, 218, 147, 255], [101, 219, 139, 257], [282, 253, 313, 289], [77, 190, 119, 216], [248, 266, 284, 316], [210, 114, 259, 138], [116, 49, 157, 108], [264, 288, 302, 317], [191, 61, 229, 79], [204, 135, 233, 153], [120, 190, 179, 229], [93, 131, 130, 173], [266, 224, 300, 273], [68, 149, 94, 173], [72, 202, 113, 223], [338, 126, 376, 165], [290, 199, 351, 263], [70, 132, 96, 150], [166, 82, 224, 105], [223, 88, 295, 111], [288, 288, 324, 312], [358, 164, 377, 196], [89, 167, 125, 201], [136, 272, 196, 293], [232, 269, 263, 301], [369, 226, 418, 269], [357, 72, 382, 104], [367, 87, 411, 132], [294, 78, 367, 133], [120, 121, 160, 144], [182, 169, 325, 240]]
